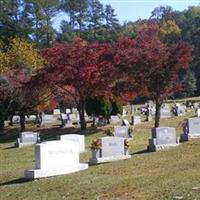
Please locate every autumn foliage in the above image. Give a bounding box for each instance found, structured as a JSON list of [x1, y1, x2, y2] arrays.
[[40, 38, 116, 130], [114, 22, 193, 127]]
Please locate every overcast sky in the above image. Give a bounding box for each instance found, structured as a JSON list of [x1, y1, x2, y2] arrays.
[[53, 0, 200, 31]]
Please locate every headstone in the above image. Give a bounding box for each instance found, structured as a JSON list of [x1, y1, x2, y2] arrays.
[[194, 102, 199, 109], [176, 105, 186, 116], [41, 114, 57, 126], [60, 114, 74, 127], [24, 140, 88, 179], [122, 119, 130, 126], [61, 113, 67, 120], [58, 134, 85, 152], [110, 115, 121, 124], [197, 109, 200, 117], [114, 126, 130, 138], [180, 117, 200, 141], [66, 108, 71, 114], [13, 115, 20, 123], [72, 108, 78, 113], [53, 109, 60, 116], [148, 127, 179, 151], [69, 113, 79, 123], [160, 107, 171, 118], [25, 115, 36, 122], [132, 116, 141, 125], [15, 132, 40, 148], [122, 108, 127, 116], [89, 137, 131, 164]]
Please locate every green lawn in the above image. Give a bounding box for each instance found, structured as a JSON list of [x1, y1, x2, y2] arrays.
[[0, 109, 200, 200]]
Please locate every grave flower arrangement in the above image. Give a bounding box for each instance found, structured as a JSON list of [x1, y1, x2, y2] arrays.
[[124, 138, 131, 149], [91, 138, 102, 150]]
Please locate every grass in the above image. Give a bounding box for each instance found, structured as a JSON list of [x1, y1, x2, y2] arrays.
[[0, 109, 200, 200]]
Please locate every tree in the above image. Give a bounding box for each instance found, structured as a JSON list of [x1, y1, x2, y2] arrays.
[[183, 70, 197, 97], [0, 0, 32, 45], [40, 38, 115, 131], [57, 20, 76, 42], [110, 101, 122, 115], [87, 0, 104, 41], [85, 97, 112, 118], [114, 22, 193, 127], [0, 37, 45, 131], [103, 4, 119, 41], [0, 76, 13, 129], [28, 0, 59, 47], [151, 6, 174, 23], [159, 20, 181, 43], [3, 37, 44, 73], [60, 0, 88, 32]]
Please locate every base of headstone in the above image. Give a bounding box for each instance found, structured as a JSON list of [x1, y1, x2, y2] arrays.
[[147, 115, 152, 121], [147, 144, 180, 152], [89, 155, 131, 165], [180, 133, 200, 142], [147, 138, 180, 152], [63, 123, 75, 128], [15, 139, 37, 148], [24, 163, 88, 179]]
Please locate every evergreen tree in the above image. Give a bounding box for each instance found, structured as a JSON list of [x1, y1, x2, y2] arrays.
[[57, 20, 76, 42], [0, 0, 33, 45], [28, 0, 59, 47], [184, 70, 197, 97], [103, 4, 119, 41], [87, 0, 104, 41], [60, 0, 88, 32]]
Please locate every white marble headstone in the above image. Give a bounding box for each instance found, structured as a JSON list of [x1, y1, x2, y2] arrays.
[[24, 140, 88, 179], [58, 134, 85, 152], [197, 109, 200, 117], [114, 126, 129, 138]]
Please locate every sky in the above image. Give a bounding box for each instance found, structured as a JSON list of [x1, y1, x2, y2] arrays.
[[53, 0, 200, 31]]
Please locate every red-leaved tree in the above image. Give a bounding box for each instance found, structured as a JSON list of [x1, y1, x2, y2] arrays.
[[114, 22, 193, 127], [40, 38, 115, 130]]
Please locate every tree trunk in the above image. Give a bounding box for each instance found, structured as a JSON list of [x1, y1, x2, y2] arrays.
[[92, 114, 96, 127], [20, 113, 26, 132], [154, 97, 162, 128], [0, 117, 4, 130], [9, 115, 13, 126], [0, 105, 5, 130], [78, 101, 86, 131]]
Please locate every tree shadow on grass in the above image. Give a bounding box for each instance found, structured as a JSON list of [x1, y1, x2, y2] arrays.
[[0, 123, 104, 145], [0, 178, 32, 186], [131, 149, 150, 155], [4, 145, 16, 150], [0, 129, 19, 144]]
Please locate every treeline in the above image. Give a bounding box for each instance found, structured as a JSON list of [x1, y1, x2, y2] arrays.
[[0, 1, 199, 96], [0, 1, 199, 131], [0, 0, 120, 46]]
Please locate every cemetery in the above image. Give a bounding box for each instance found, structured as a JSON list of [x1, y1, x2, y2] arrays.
[[1, 99, 200, 200], [1, 0, 200, 199]]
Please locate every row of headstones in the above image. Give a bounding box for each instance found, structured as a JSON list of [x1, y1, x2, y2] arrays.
[[21, 117, 200, 180], [22, 132, 130, 179], [148, 117, 200, 151], [19, 124, 133, 179], [145, 103, 187, 118], [15, 125, 131, 148], [110, 115, 142, 126], [12, 112, 82, 128]]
